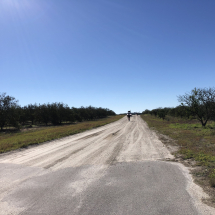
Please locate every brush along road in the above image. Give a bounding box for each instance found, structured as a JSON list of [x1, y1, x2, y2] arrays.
[[0, 116, 214, 215]]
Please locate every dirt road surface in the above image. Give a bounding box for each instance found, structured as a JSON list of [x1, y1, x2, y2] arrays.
[[0, 116, 215, 214]]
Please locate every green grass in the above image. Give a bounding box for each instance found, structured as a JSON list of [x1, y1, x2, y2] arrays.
[[210, 169, 215, 187], [0, 115, 124, 153], [169, 123, 202, 129], [141, 114, 215, 187], [180, 149, 215, 166]]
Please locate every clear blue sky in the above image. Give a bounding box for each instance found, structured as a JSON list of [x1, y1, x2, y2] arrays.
[[1, 0, 215, 114]]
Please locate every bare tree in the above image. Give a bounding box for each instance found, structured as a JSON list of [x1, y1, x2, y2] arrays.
[[178, 87, 215, 126]]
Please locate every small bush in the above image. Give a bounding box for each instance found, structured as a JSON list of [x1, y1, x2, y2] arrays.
[[180, 149, 194, 159], [210, 169, 215, 187]]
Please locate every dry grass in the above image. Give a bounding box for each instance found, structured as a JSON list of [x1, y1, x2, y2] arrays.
[[141, 114, 215, 188], [0, 115, 123, 153]]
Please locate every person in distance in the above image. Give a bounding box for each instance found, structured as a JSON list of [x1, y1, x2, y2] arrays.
[[127, 111, 132, 121]]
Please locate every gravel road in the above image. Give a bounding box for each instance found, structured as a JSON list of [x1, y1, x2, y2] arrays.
[[0, 115, 215, 214]]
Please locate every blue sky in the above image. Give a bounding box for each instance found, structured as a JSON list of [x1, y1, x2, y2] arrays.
[[1, 0, 215, 114]]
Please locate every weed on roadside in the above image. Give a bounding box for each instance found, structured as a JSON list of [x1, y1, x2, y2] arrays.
[[141, 114, 215, 207], [141, 114, 215, 182], [210, 169, 215, 187]]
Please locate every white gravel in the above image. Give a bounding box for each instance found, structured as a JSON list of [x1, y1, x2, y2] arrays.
[[0, 115, 214, 215]]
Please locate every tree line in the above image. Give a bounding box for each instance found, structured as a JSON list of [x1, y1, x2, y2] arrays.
[[142, 87, 215, 127], [0, 93, 116, 131]]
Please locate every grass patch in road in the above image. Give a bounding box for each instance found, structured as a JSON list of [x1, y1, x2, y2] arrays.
[[141, 114, 215, 189], [0, 115, 124, 153]]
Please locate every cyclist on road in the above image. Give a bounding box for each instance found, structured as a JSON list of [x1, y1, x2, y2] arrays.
[[127, 111, 132, 121]]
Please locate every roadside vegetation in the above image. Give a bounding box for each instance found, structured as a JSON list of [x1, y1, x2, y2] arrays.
[[142, 87, 215, 189], [0, 115, 123, 153], [0, 92, 116, 131], [0, 92, 122, 153]]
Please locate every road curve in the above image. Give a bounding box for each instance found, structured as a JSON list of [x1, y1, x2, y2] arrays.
[[0, 116, 214, 214]]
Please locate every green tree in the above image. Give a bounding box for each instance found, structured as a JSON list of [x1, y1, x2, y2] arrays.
[[178, 87, 215, 126], [8, 106, 20, 129], [142, 109, 151, 115], [18, 106, 28, 125], [0, 93, 19, 130], [38, 104, 50, 126], [151, 109, 159, 117], [157, 108, 170, 120], [26, 104, 37, 125]]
